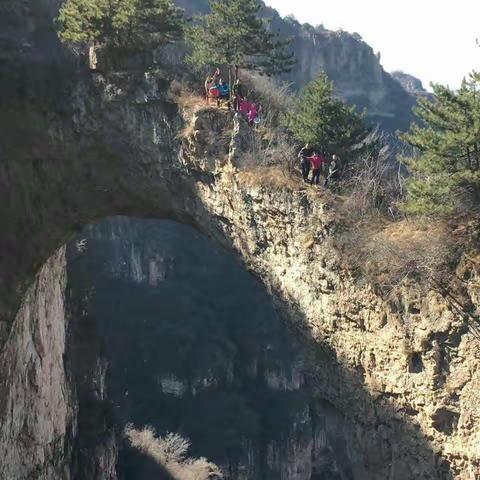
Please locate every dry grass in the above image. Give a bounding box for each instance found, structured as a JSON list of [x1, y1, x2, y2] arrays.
[[326, 139, 456, 294], [169, 80, 207, 118], [237, 165, 304, 191], [125, 425, 223, 480], [333, 213, 461, 295]]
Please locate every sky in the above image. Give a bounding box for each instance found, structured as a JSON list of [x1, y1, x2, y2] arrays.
[[264, 0, 480, 90]]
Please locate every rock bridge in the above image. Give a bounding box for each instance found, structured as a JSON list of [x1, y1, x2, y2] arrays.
[[0, 2, 478, 479]]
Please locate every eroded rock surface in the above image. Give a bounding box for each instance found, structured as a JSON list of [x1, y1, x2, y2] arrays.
[[178, 109, 480, 479], [0, 249, 72, 480], [0, 1, 479, 479]]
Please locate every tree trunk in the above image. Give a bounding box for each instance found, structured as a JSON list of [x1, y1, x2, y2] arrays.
[[474, 143, 480, 171], [467, 146, 472, 171], [228, 66, 232, 104]]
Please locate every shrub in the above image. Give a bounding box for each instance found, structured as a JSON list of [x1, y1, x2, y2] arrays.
[[333, 215, 460, 296], [339, 131, 405, 216], [125, 425, 223, 480]]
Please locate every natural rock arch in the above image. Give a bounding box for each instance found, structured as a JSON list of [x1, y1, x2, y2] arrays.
[[0, 0, 196, 327], [1, 2, 478, 479]]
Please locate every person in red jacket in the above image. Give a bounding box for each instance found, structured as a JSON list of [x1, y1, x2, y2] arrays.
[[308, 152, 327, 185]]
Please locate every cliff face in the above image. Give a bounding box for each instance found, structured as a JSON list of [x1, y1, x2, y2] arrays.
[[177, 109, 480, 479], [391, 71, 432, 99], [0, 249, 73, 480], [269, 15, 416, 131], [1, 1, 479, 479], [0, 247, 117, 480]]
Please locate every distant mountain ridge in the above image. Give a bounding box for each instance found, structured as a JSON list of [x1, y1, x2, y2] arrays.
[[176, 0, 421, 132], [391, 70, 432, 98]]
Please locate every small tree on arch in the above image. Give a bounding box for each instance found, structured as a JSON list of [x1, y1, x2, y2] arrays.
[[56, 0, 184, 57], [186, 0, 294, 86], [286, 73, 370, 158]]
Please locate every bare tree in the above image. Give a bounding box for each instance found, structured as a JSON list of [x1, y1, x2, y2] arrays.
[[125, 425, 223, 480]]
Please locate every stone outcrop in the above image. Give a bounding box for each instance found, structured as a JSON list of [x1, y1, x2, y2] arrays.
[[391, 71, 432, 99]]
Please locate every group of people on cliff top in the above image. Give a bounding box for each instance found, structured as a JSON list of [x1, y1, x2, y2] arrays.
[[204, 68, 261, 126], [298, 144, 339, 187], [204, 70, 338, 186]]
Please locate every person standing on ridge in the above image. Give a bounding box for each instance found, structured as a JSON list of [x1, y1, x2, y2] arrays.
[[218, 79, 231, 108], [324, 154, 339, 187], [204, 75, 213, 105], [298, 143, 313, 182], [309, 151, 327, 185], [233, 78, 245, 111], [205, 68, 221, 105]]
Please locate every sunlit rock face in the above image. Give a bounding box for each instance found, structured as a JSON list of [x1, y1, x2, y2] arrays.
[[67, 217, 357, 479], [0, 250, 74, 480]]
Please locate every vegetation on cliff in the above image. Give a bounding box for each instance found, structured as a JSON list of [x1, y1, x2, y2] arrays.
[[401, 72, 480, 215], [285, 72, 370, 158], [125, 425, 223, 479], [186, 0, 294, 78], [56, 0, 184, 53]]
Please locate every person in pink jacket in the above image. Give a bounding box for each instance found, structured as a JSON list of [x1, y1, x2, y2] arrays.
[[308, 152, 327, 185], [247, 103, 259, 125]]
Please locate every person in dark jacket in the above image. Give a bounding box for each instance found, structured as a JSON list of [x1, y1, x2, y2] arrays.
[[298, 144, 313, 182]]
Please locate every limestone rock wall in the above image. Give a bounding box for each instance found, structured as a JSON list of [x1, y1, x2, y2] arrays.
[[179, 109, 480, 479], [0, 249, 72, 479], [0, 247, 118, 480]]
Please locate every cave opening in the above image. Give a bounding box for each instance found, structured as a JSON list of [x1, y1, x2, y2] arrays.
[[65, 216, 333, 480]]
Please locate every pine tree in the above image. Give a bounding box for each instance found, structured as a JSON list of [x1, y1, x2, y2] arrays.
[[57, 0, 184, 53], [286, 73, 369, 157], [186, 0, 294, 83], [400, 72, 480, 215]]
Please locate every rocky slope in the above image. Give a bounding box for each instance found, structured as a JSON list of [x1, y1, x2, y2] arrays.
[[0, 1, 479, 479]]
